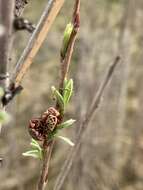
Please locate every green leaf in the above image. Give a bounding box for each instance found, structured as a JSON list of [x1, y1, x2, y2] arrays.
[[0, 111, 10, 124], [63, 78, 68, 89], [31, 138, 39, 146], [30, 139, 42, 151], [57, 119, 76, 130], [22, 150, 42, 159], [63, 79, 73, 105], [56, 135, 75, 146], [23, 139, 43, 159], [61, 23, 74, 59], [51, 86, 64, 111]]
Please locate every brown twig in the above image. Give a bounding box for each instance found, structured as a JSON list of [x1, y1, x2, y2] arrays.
[[59, 0, 80, 94], [0, 0, 31, 106], [0, 0, 15, 131], [88, 56, 120, 119], [11, 0, 65, 88], [38, 142, 54, 190], [37, 1, 80, 190], [0, 0, 15, 88], [53, 56, 121, 190]]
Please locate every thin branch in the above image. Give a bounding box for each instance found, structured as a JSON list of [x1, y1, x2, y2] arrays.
[[38, 142, 54, 190], [53, 56, 121, 190], [59, 0, 80, 94], [11, 0, 65, 88], [88, 56, 120, 119], [37, 1, 80, 190], [0, 0, 15, 88], [59, 31, 78, 93]]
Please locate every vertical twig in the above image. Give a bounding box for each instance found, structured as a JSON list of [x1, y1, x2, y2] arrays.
[[0, 0, 15, 88], [59, 0, 80, 94], [0, 0, 15, 130], [38, 142, 54, 190], [37, 1, 80, 190]]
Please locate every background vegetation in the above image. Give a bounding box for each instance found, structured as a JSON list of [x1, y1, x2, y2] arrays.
[[1, 0, 143, 189]]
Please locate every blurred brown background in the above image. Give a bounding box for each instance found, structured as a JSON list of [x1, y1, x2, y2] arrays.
[[1, 0, 143, 189]]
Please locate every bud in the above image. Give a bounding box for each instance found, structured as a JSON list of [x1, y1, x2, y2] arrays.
[[61, 23, 73, 59], [28, 107, 60, 141]]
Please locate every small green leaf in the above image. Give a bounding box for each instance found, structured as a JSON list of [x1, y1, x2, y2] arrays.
[[30, 139, 42, 151], [51, 86, 64, 111], [63, 79, 73, 105], [56, 135, 75, 146], [0, 111, 10, 124], [31, 138, 39, 146], [57, 119, 76, 130], [64, 78, 68, 89], [61, 23, 74, 59], [23, 139, 43, 159], [22, 150, 42, 159]]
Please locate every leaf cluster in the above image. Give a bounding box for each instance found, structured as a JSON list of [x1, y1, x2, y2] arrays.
[[23, 79, 75, 159]]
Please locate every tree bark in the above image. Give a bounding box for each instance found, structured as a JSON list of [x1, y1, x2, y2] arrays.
[[0, 0, 15, 88]]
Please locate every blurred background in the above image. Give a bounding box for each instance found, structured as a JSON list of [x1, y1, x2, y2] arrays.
[[1, 0, 143, 189]]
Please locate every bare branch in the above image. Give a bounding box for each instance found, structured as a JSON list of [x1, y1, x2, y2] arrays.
[[37, 1, 80, 189], [11, 0, 65, 88], [38, 142, 54, 190], [53, 56, 121, 190], [0, 0, 15, 88], [88, 56, 121, 119]]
